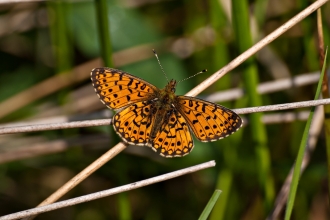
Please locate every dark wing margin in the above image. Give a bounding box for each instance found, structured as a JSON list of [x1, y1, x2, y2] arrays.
[[91, 67, 158, 110]]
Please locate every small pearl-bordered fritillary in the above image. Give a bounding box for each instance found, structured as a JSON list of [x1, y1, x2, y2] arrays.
[[91, 67, 242, 158]]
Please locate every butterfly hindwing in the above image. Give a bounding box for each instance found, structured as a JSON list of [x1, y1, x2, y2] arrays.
[[176, 96, 242, 142], [150, 110, 194, 157], [91, 68, 158, 110], [113, 100, 154, 145]]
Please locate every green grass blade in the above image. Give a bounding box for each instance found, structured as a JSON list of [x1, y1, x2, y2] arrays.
[[284, 47, 328, 220], [47, 1, 73, 73], [199, 189, 222, 220], [118, 193, 132, 220], [94, 1, 125, 218], [210, 170, 232, 220], [208, 1, 237, 219], [232, 0, 274, 210], [94, 0, 113, 67]]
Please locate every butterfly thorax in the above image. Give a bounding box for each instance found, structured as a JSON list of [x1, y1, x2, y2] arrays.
[[149, 79, 178, 141], [159, 79, 177, 101]]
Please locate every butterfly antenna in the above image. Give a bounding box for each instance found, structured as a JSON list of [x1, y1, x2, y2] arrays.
[[178, 69, 207, 84], [153, 49, 169, 82]]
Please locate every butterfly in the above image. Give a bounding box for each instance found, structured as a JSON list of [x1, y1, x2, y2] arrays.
[[91, 67, 242, 158]]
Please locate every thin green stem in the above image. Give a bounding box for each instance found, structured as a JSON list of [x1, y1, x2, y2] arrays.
[[94, 0, 113, 67], [232, 0, 274, 211], [208, 1, 238, 219], [209, 170, 232, 220], [47, 1, 72, 73], [199, 190, 222, 220], [284, 48, 328, 220]]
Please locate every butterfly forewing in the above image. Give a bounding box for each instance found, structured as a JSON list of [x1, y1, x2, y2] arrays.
[[176, 96, 242, 142], [91, 68, 158, 110], [151, 110, 194, 157]]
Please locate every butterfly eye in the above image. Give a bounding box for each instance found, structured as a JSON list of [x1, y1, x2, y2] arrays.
[[171, 88, 176, 92]]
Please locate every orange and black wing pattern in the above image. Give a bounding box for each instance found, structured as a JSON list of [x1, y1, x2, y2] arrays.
[[112, 100, 154, 146], [176, 96, 242, 142], [150, 110, 194, 158], [91, 68, 158, 110]]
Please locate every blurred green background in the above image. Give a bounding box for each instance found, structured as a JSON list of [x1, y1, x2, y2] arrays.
[[0, 0, 330, 219]]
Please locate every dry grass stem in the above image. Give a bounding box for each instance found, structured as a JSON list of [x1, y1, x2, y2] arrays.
[[0, 119, 111, 135], [0, 111, 311, 164], [0, 59, 101, 119], [185, 0, 328, 97], [0, 111, 309, 164], [252, 111, 310, 124], [0, 42, 159, 120], [204, 72, 320, 102], [234, 98, 330, 114], [0, 110, 111, 128], [1, 99, 329, 135], [0, 134, 110, 164], [0, 160, 216, 220], [17, 142, 127, 220], [0, 0, 45, 4], [317, 9, 325, 66], [1, 71, 319, 132]]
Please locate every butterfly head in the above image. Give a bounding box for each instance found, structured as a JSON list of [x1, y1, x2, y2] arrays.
[[165, 79, 177, 93]]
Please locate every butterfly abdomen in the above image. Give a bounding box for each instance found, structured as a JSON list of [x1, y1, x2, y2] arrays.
[[149, 94, 176, 141]]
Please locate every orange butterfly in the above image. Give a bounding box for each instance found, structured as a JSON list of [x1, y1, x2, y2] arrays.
[[91, 67, 242, 157]]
